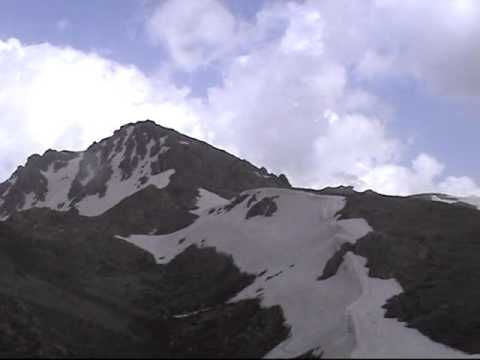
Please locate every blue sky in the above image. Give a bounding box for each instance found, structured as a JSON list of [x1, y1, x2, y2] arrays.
[[0, 0, 479, 196]]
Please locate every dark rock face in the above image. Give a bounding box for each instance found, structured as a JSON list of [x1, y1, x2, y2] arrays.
[[144, 245, 256, 315], [222, 193, 250, 212], [0, 217, 289, 358], [318, 242, 355, 281], [149, 299, 289, 359], [0, 151, 80, 214], [0, 120, 291, 222], [318, 185, 356, 196], [0, 292, 144, 358], [246, 196, 279, 219], [335, 191, 480, 354]]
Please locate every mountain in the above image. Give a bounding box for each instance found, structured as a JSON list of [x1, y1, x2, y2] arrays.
[[121, 187, 480, 358], [0, 120, 290, 234], [1, 120, 480, 358]]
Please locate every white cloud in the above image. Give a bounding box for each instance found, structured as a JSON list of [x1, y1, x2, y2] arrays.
[[438, 176, 480, 197], [357, 154, 446, 195], [317, 0, 480, 98], [201, 0, 480, 196], [203, 2, 400, 189], [146, 0, 238, 71], [0, 38, 206, 179], [355, 50, 393, 80]]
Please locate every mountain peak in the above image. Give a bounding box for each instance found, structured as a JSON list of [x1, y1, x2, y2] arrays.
[[0, 120, 290, 228]]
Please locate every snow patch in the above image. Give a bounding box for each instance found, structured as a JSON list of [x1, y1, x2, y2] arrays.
[[1, 175, 17, 198], [191, 188, 229, 215], [80, 163, 96, 186], [159, 146, 170, 155], [346, 254, 475, 358], [10, 154, 83, 213], [19, 192, 38, 210], [118, 188, 478, 358], [431, 195, 458, 205], [459, 196, 480, 210], [76, 168, 175, 217], [432, 194, 480, 210], [119, 189, 368, 357], [38, 155, 83, 211], [76, 136, 175, 216]]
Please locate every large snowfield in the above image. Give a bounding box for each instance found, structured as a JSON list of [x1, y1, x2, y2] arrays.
[[120, 188, 477, 358]]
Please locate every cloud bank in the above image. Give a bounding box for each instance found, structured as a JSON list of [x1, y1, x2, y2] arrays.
[[0, 38, 205, 176], [1, 0, 480, 197]]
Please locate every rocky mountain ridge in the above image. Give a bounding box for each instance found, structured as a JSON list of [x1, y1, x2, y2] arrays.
[[0, 120, 290, 233]]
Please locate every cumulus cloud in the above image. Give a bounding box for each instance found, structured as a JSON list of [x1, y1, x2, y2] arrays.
[[357, 154, 446, 195], [201, 0, 480, 195], [438, 176, 480, 197], [146, 0, 238, 71], [0, 38, 206, 178], [201, 2, 409, 192], [317, 0, 480, 99]]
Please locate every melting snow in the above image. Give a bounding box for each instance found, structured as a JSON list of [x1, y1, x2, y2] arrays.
[[38, 155, 83, 211], [159, 146, 170, 155], [345, 254, 473, 359], [2, 126, 179, 217], [80, 162, 95, 186], [76, 168, 175, 216], [1, 175, 17, 198], [76, 136, 175, 216], [459, 196, 480, 210], [19, 192, 38, 211], [431, 195, 457, 204], [191, 188, 229, 215], [118, 188, 478, 358], [11, 154, 83, 213]]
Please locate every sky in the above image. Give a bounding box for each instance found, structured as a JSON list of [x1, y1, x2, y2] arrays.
[[0, 0, 479, 196]]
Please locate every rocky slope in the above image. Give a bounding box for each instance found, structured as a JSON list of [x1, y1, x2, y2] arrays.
[[1, 120, 480, 358], [123, 187, 480, 358]]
